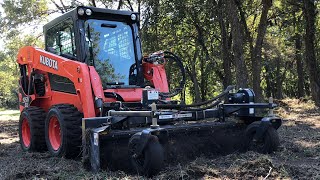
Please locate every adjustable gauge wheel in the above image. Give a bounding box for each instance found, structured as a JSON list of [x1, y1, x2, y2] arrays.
[[128, 133, 165, 176], [245, 121, 280, 153]]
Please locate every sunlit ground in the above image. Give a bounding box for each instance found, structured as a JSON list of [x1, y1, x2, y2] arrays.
[[0, 110, 19, 144]]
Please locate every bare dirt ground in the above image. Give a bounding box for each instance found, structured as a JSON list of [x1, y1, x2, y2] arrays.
[[0, 99, 319, 179]]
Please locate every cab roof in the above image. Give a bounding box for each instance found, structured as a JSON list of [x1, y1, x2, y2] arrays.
[[43, 6, 137, 33]]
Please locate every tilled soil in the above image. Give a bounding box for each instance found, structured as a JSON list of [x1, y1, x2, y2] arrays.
[[0, 99, 319, 179]]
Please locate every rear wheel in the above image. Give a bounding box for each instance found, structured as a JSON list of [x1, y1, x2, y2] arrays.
[[128, 134, 164, 176], [19, 107, 46, 152], [245, 121, 280, 153], [45, 104, 82, 158]]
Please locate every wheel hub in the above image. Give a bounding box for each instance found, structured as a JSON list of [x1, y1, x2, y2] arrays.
[[21, 118, 31, 147], [49, 116, 61, 151]]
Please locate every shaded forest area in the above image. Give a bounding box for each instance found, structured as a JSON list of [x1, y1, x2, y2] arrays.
[[0, 0, 320, 108]]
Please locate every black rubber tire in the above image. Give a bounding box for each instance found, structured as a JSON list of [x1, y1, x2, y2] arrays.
[[129, 134, 164, 176], [45, 104, 83, 158], [19, 107, 46, 152], [245, 121, 280, 153]]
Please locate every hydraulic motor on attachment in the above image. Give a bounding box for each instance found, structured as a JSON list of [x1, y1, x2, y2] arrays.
[[16, 6, 282, 176]]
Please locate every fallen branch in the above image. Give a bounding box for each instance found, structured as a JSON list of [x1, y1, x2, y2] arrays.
[[263, 167, 273, 180]]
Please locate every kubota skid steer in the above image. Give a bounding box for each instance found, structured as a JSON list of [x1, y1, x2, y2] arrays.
[[17, 6, 282, 176]]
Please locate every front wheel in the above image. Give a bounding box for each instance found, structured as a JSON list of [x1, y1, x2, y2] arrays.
[[128, 134, 164, 176], [245, 121, 280, 153]]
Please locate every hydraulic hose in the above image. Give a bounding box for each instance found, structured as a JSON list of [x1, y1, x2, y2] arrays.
[[179, 100, 222, 111], [145, 50, 234, 110], [156, 85, 235, 109], [159, 51, 186, 98]]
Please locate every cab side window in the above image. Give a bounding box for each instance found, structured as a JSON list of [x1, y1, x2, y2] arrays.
[[46, 18, 76, 58]]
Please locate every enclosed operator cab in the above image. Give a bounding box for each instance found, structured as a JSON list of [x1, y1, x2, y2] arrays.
[[43, 6, 143, 92]]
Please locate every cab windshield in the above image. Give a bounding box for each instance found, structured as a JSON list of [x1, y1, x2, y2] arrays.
[[85, 19, 136, 88]]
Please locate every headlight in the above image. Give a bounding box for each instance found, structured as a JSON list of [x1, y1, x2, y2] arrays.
[[85, 9, 92, 16], [78, 8, 85, 16], [131, 14, 137, 21]]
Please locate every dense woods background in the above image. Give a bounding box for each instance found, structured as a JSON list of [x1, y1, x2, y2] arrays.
[[0, 0, 320, 108]]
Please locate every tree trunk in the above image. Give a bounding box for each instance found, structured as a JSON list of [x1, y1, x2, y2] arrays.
[[305, 77, 311, 96], [185, 49, 201, 103], [200, 51, 206, 101], [295, 34, 305, 98], [251, 0, 272, 102], [191, 15, 224, 99], [265, 64, 272, 98], [218, 1, 232, 89], [191, 64, 201, 103], [275, 58, 283, 99], [227, 0, 248, 88], [303, 0, 320, 106], [137, 0, 141, 28], [127, 0, 134, 11], [117, 0, 123, 9], [91, 0, 96, 7]]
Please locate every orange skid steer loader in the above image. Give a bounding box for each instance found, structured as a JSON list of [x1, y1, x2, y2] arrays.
[[17, 6, 282, 176]]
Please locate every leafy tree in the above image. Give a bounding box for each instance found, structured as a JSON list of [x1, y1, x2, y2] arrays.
[[0, 0, 48, 37], [1, 0, 320, 108], [0, 35, 43, 108], [303, 0, 320, 106]]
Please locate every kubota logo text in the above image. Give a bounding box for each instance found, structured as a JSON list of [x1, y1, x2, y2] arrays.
[[40, 55, 58, 70]]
